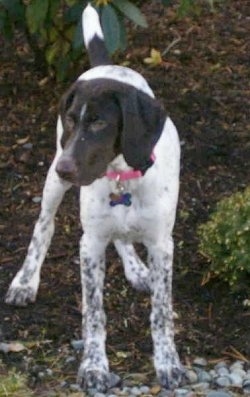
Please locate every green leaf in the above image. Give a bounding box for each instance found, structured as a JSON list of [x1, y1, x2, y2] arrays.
[[72, 17, 83, 49], [26, 0, 49, 34], [48, 0, 61, 20], [112, 0, 147, 28], [0, 8, 13, 39], [0, 0, 25, 22], [117, 15, 127, 51], [101, 4, 120, 54], [161, 0, 172, 5], [178, 0, 194, 17], [65, 3, 82, 23]]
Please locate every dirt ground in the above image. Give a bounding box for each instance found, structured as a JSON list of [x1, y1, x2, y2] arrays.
[[0, 0, 249, 394]]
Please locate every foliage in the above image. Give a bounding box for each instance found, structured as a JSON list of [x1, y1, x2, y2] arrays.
[[0, 0, 222, 80], [0, 0, 148, 80], [198, 187, 250, 291], [0, 366, 33, 397]]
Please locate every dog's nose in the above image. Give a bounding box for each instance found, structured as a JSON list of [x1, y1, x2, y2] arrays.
[[56, 157, 78, 181]]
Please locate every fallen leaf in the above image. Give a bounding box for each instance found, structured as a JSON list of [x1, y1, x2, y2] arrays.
[[0, 341, 26, 353], [144, 48, 162, 67]]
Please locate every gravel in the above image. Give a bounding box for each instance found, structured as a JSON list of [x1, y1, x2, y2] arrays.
[[35, 351, 250, 396]]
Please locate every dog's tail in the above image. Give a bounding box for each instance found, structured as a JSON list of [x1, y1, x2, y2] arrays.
[[82, 3, 112, 67]]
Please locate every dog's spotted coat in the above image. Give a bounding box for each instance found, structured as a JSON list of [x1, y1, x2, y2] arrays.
[[5, 4, 183, 392]]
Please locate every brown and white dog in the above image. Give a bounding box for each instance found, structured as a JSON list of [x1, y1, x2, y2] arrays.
[[6, 4, 183, 391]]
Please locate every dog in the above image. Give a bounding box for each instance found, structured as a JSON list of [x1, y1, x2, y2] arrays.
[[5, 4, 183, 392]]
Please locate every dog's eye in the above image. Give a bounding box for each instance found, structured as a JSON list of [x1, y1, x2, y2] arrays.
[[89, 119, 108, 133]]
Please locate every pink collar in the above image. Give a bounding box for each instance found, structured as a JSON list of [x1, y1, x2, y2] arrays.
[[105, 152, 156, 182], [105, 169, 142, 181]]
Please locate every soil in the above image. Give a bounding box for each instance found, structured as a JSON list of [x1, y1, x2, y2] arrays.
[[0, 0, 249, 394]]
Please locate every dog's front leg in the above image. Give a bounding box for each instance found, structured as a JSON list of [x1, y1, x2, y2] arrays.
[[5, 154, 71, 306], [148, 238, 183, 389], [77, 234, 109, 392]]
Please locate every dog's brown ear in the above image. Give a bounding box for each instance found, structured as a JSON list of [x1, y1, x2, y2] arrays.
[[118, 87, 166, 172]]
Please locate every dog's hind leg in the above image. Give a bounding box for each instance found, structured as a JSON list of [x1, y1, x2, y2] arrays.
[[114, 240, 150, 292]]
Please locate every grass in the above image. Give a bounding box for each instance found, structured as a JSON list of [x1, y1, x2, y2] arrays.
[[0, 369, 34, 397]]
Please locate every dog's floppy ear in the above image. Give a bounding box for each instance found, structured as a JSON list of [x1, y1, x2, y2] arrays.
[[59, 83, 77, 126], [118, 87, 166, 172]]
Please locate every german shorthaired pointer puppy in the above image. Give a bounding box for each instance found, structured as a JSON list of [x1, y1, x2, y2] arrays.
[[6, 4, 183, 392]]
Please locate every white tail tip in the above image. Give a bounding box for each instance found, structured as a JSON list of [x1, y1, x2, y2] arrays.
[[82, 3, 104, 48]]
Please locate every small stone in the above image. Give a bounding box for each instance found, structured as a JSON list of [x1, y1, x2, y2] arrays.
[[193, 357, 208, 367], [214, 376, 231, 387], [69, 383, 82, 392], [174, 388, 189, 396], [88, 388, 98, 396], [45, 368, 53, 376], [191, 382, 209, 391], [207, 392, 232, 397], [71, 339, 84, 350], [60, 380, 68, 388], [214, 361, 228, 371], [229, 361, 244, 371], [228, 372, 243, 386], [209, 369, 217, 378], [140, 386, 150, 394], [216, 367, 229, 376], [243, 379, 250, 389], [185, 369, 198, 384], [94, 393, 106, 397], [109, 372, 122, 388], [23, 143, 33, 150], [158, 388, 174, 397], [197, 370, 212, 383], [131, 386, 141, 396], [150, 385, 162, 395], [32, 196, 42, 203], [118, 388, 129, 396], [232, 368, 246, 378], [65, 356, 76, 364]]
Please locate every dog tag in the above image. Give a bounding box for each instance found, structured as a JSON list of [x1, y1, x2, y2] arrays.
[[109, 192, 132, 207]]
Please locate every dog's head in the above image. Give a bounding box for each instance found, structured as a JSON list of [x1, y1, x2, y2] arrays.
[[56, 78, 166, 186]]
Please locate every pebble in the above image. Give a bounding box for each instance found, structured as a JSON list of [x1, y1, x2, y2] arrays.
[[32, 196, 42, 203], [140, 386, 150, 394], [71, 339, 84, 350], [206, 392, 232, 397], [131, 386, 141, 396], [109, 373, 122, 388], [193, 357, 208, 367], [216, 367, 229, 376], [214, 376, 231, 387], [60, 358, 250, 396], [197, 370, 212, 383], [228, 372, 243, 386], [185, 369, 198, 384], [191, 382, 209, 391], [174, 388, 189, 396]]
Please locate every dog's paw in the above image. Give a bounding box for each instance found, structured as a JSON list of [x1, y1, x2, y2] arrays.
[[157, 364, 184, 390], [5, 285, 37, 306], [155, 353, 184, 390], [77, 366, 110, 392]]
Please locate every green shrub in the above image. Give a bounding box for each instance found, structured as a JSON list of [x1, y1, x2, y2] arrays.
[[0, 0, 148, 80], [0, 0, 222, 80], [198, 186, 250, 291]]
